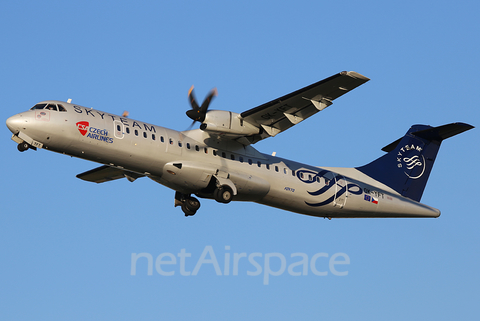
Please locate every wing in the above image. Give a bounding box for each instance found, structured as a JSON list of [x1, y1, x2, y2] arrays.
[[76, 165, 145, 183], [239, 71, 369, 144]]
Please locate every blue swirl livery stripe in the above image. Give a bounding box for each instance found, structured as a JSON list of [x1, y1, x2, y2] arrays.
[[296, 170, 362, 207]]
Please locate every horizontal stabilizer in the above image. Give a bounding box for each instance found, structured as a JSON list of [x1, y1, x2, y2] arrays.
[[411, 122, 474, 141], [76, 165, 145, 183], [382, 122, 474, 152]]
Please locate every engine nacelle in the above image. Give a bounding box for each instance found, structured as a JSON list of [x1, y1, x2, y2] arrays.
[[200, 110, 260, 136]]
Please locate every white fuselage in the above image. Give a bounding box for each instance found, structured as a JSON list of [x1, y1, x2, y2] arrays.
[[6, 101, 440, 218]]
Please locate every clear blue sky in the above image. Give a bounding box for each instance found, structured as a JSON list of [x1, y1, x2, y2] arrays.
[[1, 1, 479, 320]]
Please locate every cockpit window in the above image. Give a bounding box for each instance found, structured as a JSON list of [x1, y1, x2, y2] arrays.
[[31, 103, 47, 110], [30, 103, 67, 112], [45, 104, 58, 111]]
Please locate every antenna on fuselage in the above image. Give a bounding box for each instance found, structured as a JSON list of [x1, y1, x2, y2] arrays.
[[67, 98, 72, 103]]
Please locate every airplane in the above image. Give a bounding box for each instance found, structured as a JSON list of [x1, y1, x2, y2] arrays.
[[6, 71, 474, 218]]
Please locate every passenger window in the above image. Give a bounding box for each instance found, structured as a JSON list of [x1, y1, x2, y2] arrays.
[[316, 176, 320, 183], [117, 125, 121, 131], [231, 154, 235, 160], [266, 164, 270, 170], [143, 132, 147, 138], [57, 104, 67, 112], [195, 145, 199, 151], [213, 150, 217, 156], [292, 170, 295, 176], [186, 143, 191, 149], [275, 166, 279, 172], [152, 134, 156, 140], [239, 156, 244, 163], [222, 152, 226, 158], [169, 138, 173, 145], [257, 161, 261, 167], [248, 159, 253, 165], [135, 130, 139, 136], [204, 147, 208, 154], [284, 168, 287, 174], [126, 127, 130, 134], [160, 136, 164, 143], [178, 141, 182, 147]]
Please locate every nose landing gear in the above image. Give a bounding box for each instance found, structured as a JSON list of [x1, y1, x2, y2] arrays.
[[17, 142, 30, 152]]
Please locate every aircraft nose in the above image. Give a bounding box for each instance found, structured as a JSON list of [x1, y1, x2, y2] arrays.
[[6, 114, 24, 134]]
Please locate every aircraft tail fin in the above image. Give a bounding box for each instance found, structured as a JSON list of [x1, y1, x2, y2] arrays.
[[356, 123, 473, 202]]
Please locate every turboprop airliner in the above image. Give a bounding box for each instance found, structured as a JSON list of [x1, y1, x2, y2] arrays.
[[6, 71, 474, 218]]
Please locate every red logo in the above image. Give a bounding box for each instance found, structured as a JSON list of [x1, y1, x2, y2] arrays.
[[76, 121, 89, 136]]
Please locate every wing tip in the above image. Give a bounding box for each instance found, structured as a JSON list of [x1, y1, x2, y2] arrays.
[[342, 71, 370, 81]]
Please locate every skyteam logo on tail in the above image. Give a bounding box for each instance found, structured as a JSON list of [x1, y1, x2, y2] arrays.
[[397, 144, 425, 179]]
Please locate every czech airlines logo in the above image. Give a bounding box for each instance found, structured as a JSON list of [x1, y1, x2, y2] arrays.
[[76, 121, 89, 136], [397, 144, 426, 179], [75, 121, 113, 143]]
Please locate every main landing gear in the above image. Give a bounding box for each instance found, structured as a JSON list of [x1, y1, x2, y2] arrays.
[[175, 192, 201, 217], [213, 185, 233, 204], [175, 185, 234, 217]]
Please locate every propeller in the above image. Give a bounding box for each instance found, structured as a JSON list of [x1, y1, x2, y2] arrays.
[[186, 86, 217, 125]]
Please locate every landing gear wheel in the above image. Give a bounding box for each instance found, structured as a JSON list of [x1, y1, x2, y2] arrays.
[[181, 203, 196, 216], [185, 197, 200, 212], [214, 186, 233, 204], [181, 196, 201, 216], [17, 142, 29, 152]]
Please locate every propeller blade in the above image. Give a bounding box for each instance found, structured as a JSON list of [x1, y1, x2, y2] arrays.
[[186, 86, 217, 124], [185, 120, 196, 131], [199, 88, 217, 113], [188, 85, 200, 111]]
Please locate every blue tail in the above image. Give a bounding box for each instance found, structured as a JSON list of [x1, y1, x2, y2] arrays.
[[356, 123, 473, 202]]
